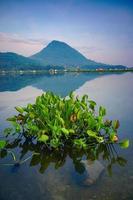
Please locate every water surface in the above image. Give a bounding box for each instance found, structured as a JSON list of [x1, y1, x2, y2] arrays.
[[0, 72, 133, 200]]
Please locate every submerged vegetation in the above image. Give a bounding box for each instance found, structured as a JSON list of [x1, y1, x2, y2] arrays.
[[1, 91, 129, 150], [0, 136, 127, 175]]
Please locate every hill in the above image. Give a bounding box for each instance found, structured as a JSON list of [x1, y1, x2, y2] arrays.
[[0, 41, 127, 70], [0, 52, 42, 70], [30, 40, 106, 68]]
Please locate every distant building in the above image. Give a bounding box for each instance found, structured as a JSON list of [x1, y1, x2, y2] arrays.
[[96, 68, 104, 71]]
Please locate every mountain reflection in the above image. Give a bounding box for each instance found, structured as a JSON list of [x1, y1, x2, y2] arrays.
[[0, 72, 124, 96]]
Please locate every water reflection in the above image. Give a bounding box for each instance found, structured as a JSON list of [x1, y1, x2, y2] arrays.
[[0, 72, 124, 96], [0, 136, 127, 185]]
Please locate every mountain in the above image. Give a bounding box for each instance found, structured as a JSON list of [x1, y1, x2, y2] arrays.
[[0, 40, 127, 70], [0, 52, 43, 70], [30, 40, 106, 67], [30, 40, 126, 69]]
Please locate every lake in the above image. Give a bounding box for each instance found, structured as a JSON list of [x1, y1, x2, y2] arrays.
[[0, 72, 133, 200]]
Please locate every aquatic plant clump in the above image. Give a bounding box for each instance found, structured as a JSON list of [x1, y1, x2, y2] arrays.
[[4, 91, 129, 149]]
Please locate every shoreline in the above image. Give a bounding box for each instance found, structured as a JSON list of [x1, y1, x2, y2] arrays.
[[0, 68, 133, 75]]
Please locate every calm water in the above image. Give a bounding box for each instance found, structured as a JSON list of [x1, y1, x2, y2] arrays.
[[0, 72, 133, 200]]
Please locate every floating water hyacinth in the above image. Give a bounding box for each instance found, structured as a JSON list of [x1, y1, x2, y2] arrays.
[[2, 91, 129, 150]]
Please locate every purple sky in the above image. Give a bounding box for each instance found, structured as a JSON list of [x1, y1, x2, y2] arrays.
[[0, 0, 133, 67]]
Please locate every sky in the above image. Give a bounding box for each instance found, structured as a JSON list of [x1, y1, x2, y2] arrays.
[[0, 0, 133, 67]]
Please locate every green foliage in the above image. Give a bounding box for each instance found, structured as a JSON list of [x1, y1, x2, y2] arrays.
[[74, 138, 87, 149], [5, 91, 129, 150], [87, 130, 104, 143], [0, 140, 6, 149], [15, 106, 24, 114], [119, 139, 129, 149], [38, 135, 49, 143], [113, 120, 120, 130], [99, 106, 106, 116]]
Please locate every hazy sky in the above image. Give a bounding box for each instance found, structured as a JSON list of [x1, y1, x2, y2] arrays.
[[0, 0, 133, 67]]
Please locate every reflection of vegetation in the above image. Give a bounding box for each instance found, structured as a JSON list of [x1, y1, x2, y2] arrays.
[[0, 137, 127, 175], [4, 91, 129, 149]]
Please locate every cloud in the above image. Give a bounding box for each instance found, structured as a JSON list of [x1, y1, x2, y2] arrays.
[[75, 45, 104, 59], [0, 32, 49, 56], [79, 46, 103, 53], [0, 32, 48, 46]]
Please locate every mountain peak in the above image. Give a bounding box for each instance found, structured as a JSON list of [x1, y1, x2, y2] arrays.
[[31, 40, 90, 66], [49, 40, 65, 44], [47, 40, 70, 48]]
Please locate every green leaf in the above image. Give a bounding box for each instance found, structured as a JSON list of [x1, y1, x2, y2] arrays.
[[119, 139, 129, 149], [11, 121, 21, 133], [104, 119, 112, 127], [69, 91, 74, 99], [36, 96, 42, 105], [87, 130, 97, 137], [29, 125, 39, 132], [89, 100, 96, 110], [74, 139, 87, 149], [57, 116, 65, 125], [113, 120, 120, 129], [87, 130, 104, 143], [81, 102, 86, 109], [109, 131, 117, 142], [61, 128, 69, 135], [99, 106, 106, 116], [15, 106, 24, 114], [7, 116, 16, 122], [27, 103, 33, 110], [38, 135, 49, 143], [0, 140, 6, 149], [96, 136, 104, 143], [69, 129, 75, 134], [29, 112, 35, 119], [82, 94, 88, 102], [50, 138, 60, 148]]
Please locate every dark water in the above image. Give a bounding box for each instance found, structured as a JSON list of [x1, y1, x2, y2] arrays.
[[0, 72, 133, 200]]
